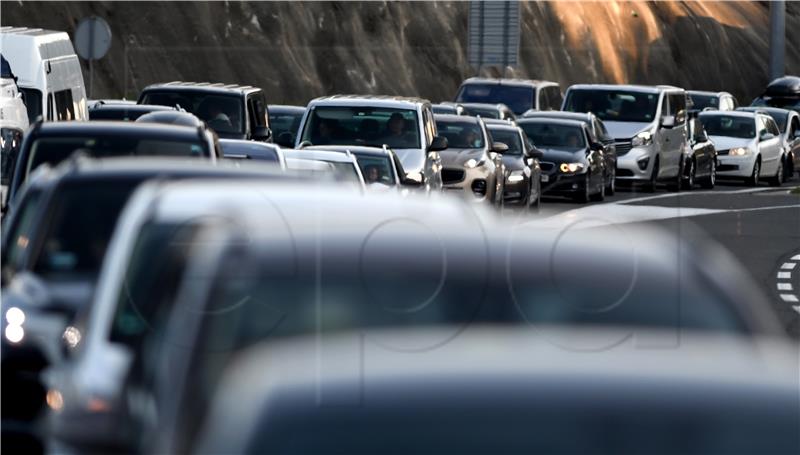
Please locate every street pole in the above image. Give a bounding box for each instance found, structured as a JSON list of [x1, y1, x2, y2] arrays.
[[769, 0, 785, 81]]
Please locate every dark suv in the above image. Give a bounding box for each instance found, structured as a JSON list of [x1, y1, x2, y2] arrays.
[[455, 78, 562, 115], [138, 81, 272, 141]]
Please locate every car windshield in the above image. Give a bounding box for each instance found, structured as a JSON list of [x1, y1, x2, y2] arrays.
[[32, 179, 141, 279], [435, 120, 485, 149], [300, 107, 421, 149], [487, 128, 523, 155], [520, 122, 586, 150], [699, 115, 755, 139], [431, 105, 456, 115], [455, 84, 533, 115], [269, 110, 304, 140], [464, 106, 500, 119], [24, 135, 208, 182], [564, 89, 658, 123], [689, 94, 719, 110], [751, 97, 800, 113], [355, 155, 395, 185], [140, 91, 245, 135]]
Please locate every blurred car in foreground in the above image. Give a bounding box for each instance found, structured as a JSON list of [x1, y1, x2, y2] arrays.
[[268, 104, 306, 147], [88, 102, 178, 121], [219, 139, 285, 169], [284, 148, 365, 190], [683, 111, 717, 189], [6, 121, 219, 204], [484, 120, 542, 209], [517, 117, 606, 202], [687, 90, 738, 111], [434, 114, 506, 206], [699, 110, 784, 186], [737, 106, 799, 179], [303, 145, 405, 191], [460, 102, 516, 121], [751, 75, 800, 113]]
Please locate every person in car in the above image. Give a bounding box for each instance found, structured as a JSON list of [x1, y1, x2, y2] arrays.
[[381, 113, 413, 147], [364, 165, 382, 183], [566, 131, 581, 148]]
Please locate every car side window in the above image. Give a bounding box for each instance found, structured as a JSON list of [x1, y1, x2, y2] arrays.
[[766, 117, 780, 136], [756, 116, 769, 138], [54, 89, 75, 121], [2, 187, 43, 279], [790, 117, 800, 139], [247, 93, 268, 130], [671, 94, 686, 124]]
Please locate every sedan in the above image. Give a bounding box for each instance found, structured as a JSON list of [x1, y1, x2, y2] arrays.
[[517, 118, 606, 202], [737, 106, 800, 180], [485, 121, 542, 210], [434, 114, 506, 206]]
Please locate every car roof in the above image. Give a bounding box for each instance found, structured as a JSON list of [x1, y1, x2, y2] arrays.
[[484, 121, 520, 132], [89, 104, 176, 112], [460, 102, 506, 109], [268, 105, 306, 114], [523, 111, 593, 122], [516, 117, 588, 128], [140, 81, 260, 96], [31, 121, 204, 138], [303, 145, 392, 157], [284, 149, 358, 163], [308, 94, 431, 109], [460, 77, 558, 88], [687, 90, 731, 97], [699, 110, 758, 119], [433, 113, 481, 124], [566, 84, 679, 94], [737, 106, 794, 116]]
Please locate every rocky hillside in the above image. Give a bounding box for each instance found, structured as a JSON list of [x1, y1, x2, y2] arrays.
[[2, 1, 798, 105]]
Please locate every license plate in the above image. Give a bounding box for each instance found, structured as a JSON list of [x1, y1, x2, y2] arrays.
[[541, 174, 550, 183]]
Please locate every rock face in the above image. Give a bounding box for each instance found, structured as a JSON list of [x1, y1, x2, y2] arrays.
[[2, 1, 798, 105]]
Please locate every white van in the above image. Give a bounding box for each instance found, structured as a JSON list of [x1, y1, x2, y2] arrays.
[[1, 56, 30, 206], [0, 26, 88, 124]]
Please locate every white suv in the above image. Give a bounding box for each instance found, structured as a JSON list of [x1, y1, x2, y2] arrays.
[[563, 84, 689, 192]]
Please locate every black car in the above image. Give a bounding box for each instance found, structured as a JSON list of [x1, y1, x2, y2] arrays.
[[683, 111, 717, 189], [268, 105, 306, 147], [88, 102, 178, 121], [460, 103, 516, 121], [522, 111, 618, 195], [485, 121, 542, 210], [138, 81, 272, 141], [517, 118, 606, 202], [5, 121, 219, 205], [751, 76, 800, 113], [219, 139, 285, 168]]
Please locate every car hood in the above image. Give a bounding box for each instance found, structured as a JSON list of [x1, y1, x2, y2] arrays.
[[439, 148, 486, 167], [538, 148, 587, 164], [603, 121, 653, 140], [708, 136, 754, 151], [501, 154, 526, 170], [394, 148, 425, 174]]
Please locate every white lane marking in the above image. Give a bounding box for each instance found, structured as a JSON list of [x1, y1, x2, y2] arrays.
[[793, 254, 800, 261], [724, 204, 800, 214], [617, 187, 776, 205], [777, 282, 794, 291], [531, 204, 723, 230], [781, 262, 797, 270], [777, 271, 792, 279], [780, 294, 799, 303]]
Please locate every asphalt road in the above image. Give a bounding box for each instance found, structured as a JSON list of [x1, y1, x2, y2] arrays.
[[533, 179, 800, 337]]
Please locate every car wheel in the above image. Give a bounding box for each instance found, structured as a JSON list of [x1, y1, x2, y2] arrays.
[[769, 159, 784, 187], [682, 159, 695, 190], [701, 158, 716, 189], [606, 167, 616, 196], [591, 177, 606, 201], [783, 156, 794, 182], [746, 158, 760, 187], [643, 158, 659, 193], [667, 158, 682, 192], [575, 173, 591, 203]]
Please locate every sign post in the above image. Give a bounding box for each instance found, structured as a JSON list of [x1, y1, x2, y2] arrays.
[[468, 1, 520, 76], [74, 16, 112, 98]]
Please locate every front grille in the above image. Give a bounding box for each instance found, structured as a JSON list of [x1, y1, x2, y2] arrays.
[[441, 168, 465, 184], [717, 149, 729, 156], [616, 168, 634, 177], [539, 161, 555, 172], [615, 141, 633, 155]]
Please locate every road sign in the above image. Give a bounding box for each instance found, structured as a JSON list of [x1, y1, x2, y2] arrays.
[[74, 16, 112, 61], [468, 1, 520, 70]]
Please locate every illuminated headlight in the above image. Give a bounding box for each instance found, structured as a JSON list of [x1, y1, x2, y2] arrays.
[[729, 147, 749, 156], [507, 171, 525, 183], [631, 131, 653, 147], [559, 162, 585, 173], [5, 307, 25, 326], [4, 307, 25, 344], [465, 158, 485, 169], [63, 326, 82, 349]]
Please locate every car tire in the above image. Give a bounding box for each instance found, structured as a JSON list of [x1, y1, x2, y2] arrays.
[[575, 173, 591, 203], [783, 156, 793, 182], [682, 159, 695, 190], [769, 159, 784, 187], [701, 158, 716, 189], [606, 167, 616, 196], [746, 158, 760, 187], [666, 158, 682, 192], [591, 178, 606, 202], [530, 180, 541, 213], [643, 158, 659, 193]]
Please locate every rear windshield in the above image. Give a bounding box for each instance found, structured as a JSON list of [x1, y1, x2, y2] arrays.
[[463, 106, 500, 119], [699, 115, 755, 139], [520, 122, 586, 150], [456, 84, 533, 115], [434, 120, 485, 149], [355, 155, 395, 186], [487, 128, 523, 155], [88, 107, 156, 121], [564, 89, 658, 123], [141, 91, 245, 135], [300, 106, 421, 150], [689, 94, 718, 111], [269, 111, 304, 141]]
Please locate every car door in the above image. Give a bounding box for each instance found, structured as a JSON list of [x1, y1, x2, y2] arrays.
[[669, 93, 688, 175], [691, 118, 712, 175], [654, 94, 677, 177], [786, 115, 800, 165], [584, 126, 604, 187], [757, 115, 781, 174]]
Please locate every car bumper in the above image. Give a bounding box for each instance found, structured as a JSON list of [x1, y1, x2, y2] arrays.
[[615, 145, 656, 181], [717, 155, 756, 178], [540, 171, 586, 195], [441, 165, 493, 202], [503, 178, 528, 204]]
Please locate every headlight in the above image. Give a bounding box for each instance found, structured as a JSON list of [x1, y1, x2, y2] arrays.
[[4, 307, 25, 343], [507, 171, 525, 183], [559, 162, 585, 173], [465, 158, 485, 169], [631, 131, 653, 147], [729, 147, 749, 156]]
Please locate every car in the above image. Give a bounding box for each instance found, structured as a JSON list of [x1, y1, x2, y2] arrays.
[[460, 102, 516, 121], [268, 104, 306, 147], [88, 102, 178, 121], [562, 84, 688, 192], [1, 55, 29, 209], [196, 328, 799, 454], [1, 27, 89, 123], [303, 145, 405, 191], [5, 121, 219, 205], [219, 139, 285, 169], [433, 114, 506, 206], [522, 111, 618, 195], [751, 75, 800, 113], [682, 111, 717, 189], [737, 106, 799, 180], [431, 102, 465, 116], [137, 81, 272, 141], [484, 121, 542, 209], [294, 95, 447, 192], [517, 118, 606, 202], [284, 148, 365, 190], [454, 77, 562, 115], [687, 90, 738, 112], [699, 110, 784, 186]]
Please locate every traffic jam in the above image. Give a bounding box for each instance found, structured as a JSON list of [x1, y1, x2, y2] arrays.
[[2, 11, 800, 455]]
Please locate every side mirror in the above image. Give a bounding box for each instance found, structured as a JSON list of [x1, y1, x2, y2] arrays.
[[491, 142, 509, 154], [428, 135, 448, 152], [661, 115, 675, 128], [759, 131, 773, 141], [528, 148, 544, 159], [275, 132, 294, 148], [252, 126, 272, 142], [402, 171, 424, 187]]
